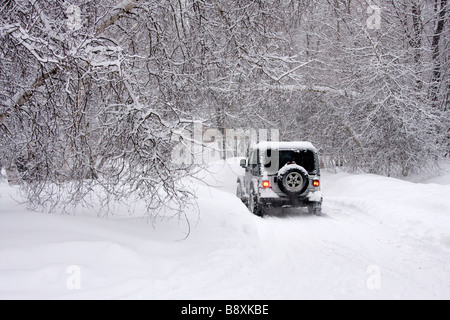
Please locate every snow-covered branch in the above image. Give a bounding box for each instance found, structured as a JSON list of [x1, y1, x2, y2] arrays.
[[0, 0, 448, 217]]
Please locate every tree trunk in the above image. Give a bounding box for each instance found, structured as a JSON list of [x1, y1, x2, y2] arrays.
[[431, 0, 448, 106]]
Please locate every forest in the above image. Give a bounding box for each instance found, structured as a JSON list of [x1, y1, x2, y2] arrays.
[[0, 0, 448, 212]]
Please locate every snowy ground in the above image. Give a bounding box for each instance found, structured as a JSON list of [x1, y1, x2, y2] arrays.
[[0, 160, 449, 300]]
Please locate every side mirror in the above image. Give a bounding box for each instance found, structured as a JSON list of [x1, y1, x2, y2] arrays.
[[240, 159, 247, 168]]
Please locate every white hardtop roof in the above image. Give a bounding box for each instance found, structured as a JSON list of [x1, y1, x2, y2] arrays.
[[254, 141, 317, 152]]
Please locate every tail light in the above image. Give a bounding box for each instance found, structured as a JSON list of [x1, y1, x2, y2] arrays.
[[313, 180, 320, 188], [262, 180, 271, 189]]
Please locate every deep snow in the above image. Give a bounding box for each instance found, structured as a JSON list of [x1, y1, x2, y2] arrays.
[[0, 159, 449, 299]]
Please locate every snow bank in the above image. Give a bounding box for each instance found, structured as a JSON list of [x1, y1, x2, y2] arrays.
[[423, 172, 450, 186], [323, 172, 450, 249], [0, 174, 260, 300]]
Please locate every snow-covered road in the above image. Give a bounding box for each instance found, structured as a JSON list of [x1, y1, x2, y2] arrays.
[[0, 161, 449, 299], [196, 160, 450, 299]]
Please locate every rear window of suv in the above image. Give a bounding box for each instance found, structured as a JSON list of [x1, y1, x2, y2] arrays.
[[278, 150, 316, 173], [260, 149, 317, 173]]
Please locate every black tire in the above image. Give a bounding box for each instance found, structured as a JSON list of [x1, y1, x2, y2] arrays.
[[248, 189, 264, 217], [236, 183, 247, 206], [308, 204, 322, 216], [278, 167, 309, 197]]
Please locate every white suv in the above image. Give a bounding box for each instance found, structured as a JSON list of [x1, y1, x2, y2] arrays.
[[237, 142, 323, 217]]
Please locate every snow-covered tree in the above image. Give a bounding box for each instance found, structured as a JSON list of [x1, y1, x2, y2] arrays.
[[0, 0, 448, 216]]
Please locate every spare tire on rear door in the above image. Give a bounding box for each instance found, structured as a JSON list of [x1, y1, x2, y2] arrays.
[[277, 164, 309, 197]]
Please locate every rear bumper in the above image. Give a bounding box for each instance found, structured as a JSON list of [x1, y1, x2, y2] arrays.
[[259, 196, 322, 208]]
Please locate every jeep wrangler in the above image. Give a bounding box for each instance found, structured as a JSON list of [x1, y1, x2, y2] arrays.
[[237, 142, 323, 217]]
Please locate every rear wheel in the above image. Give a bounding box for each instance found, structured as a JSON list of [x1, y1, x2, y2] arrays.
[[249, 190, 264, 217], [308, 204, 322, 216], [236, 183, 247, 205]]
